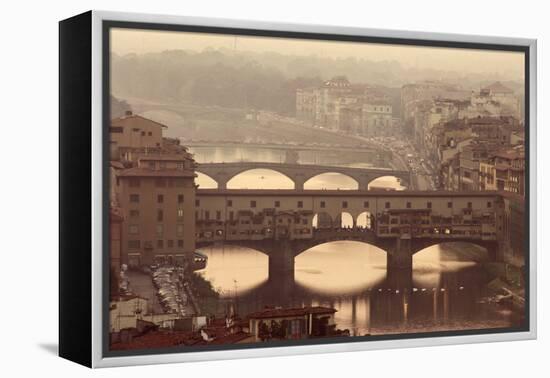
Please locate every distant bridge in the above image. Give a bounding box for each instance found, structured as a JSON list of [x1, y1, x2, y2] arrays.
[[185, 141, 384, 154], [195, 162, 411, 190]]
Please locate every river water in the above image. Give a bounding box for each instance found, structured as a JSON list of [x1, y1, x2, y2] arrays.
[[193, 146, 523, 336]]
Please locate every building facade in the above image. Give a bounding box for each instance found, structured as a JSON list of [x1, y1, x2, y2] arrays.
[[117, 155, 197, 267], [296, 76, 393, 136]]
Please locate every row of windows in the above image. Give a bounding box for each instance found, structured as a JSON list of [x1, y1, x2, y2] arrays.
[[204, 199, 491, 210], [129, 224, 185, 237], [127, 239, 185, 249], [128, 178, 188, 188], [129, 194, 185, 204], [129, 209, 185, 221]]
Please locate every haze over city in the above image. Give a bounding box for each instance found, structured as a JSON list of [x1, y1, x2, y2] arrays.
[[111, 28, 524, 80], [107, 26, 527, 352]]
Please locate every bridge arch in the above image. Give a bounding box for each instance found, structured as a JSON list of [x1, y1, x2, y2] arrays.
[[356, 211, 374, 230], [367, 174, 407, 190], [196, 240, 273, 257], [412, 240, 495, 262], [295, 239, 387, 258], [335, 211, 355, 228], [303, 172, 359, 190], [195, 171, 219, 189], [312, 212, 333, 229], [226, 168, 295, 189]]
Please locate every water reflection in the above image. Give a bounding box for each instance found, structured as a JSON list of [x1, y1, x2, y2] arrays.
[[197, 242, 522, 336], [295, 241, 386, 294], [198, 246, 268, 297]]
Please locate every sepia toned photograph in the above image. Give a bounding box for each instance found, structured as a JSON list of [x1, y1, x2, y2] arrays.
[[106, 25, 528, 354]]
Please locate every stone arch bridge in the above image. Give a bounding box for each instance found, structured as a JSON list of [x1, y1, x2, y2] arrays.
[[197, 231, 498, 288], [195, 162, 410, 190], [194, 189, 508, 287]]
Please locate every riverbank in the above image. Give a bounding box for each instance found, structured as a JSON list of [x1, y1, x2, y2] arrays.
[[185, 271, 221, 316]]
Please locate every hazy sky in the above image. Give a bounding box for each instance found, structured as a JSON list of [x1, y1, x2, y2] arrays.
[[111, 28, 525, 80]]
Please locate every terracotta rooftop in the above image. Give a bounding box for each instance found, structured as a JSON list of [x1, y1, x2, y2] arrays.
[[110, 330, 203, 351], [111, 113, 168, 128]]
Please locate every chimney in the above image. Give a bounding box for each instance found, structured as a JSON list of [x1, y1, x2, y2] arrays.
[[125, 110, 133, 116]]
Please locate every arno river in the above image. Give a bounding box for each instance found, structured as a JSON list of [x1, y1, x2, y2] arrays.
[[192, 146, 522, 336]]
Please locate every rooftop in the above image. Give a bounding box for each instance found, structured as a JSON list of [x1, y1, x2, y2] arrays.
[[111, 112, 168, 128]]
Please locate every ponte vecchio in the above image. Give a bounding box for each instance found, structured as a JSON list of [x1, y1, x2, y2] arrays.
[[195, 189, 519, 286]]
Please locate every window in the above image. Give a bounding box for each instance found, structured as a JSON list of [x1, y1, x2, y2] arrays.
[[128, 225, 139, 234], [385, 202, 390, 209], [175, 178, 186, 187], [227, 199, 233, 207], [195, 199, 200, 207], [148, 161, 156, 169], [110, 126, 123, 133], [130, 194, 140, 203], [448, 202, 453, 208], [177, 224, 184, 237], [157, 194, 164, 204], [364, 201, 369, 208], [274, 201, 280, 208], [141, 131, 146, 136], [129, 210, 140, 218], [128, 178, 140, 188], [251, 200, 257, 208], [157, 209, 163, 222], [148, 131, 152, 136], [178, 194, 184, 204], [177, 240, 184, 248], [229, 211, 234, 221], [177, 162, 184, 170], [167, 240, 174, 248], [406, 202, 411, 209], [157, 240, 164, 248], [342, 201, 348, 209], [156, 224, 163, 237], [320, 201, 326, 208], [468, 202, 473, 209], [427, 201, 432, 209], [177, 209, 184, 221], [297, 201, 303, 208], [155, 178, 166, 188], [128, 240, 140, 249], [216, 211, 221, 220], [302, 219, 308, 225], [487, 201, 492, 208], [159, 162, 166, 169], [205, 211, 210, 220]]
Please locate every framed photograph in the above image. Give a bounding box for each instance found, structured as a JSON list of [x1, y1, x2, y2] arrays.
[[59, 10, 537, 368]]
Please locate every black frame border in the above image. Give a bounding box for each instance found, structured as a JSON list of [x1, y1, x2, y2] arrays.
[[101, 19, 531, 359]]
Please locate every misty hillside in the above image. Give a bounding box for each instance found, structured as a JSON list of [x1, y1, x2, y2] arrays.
[[111, 49, 521, 117]]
